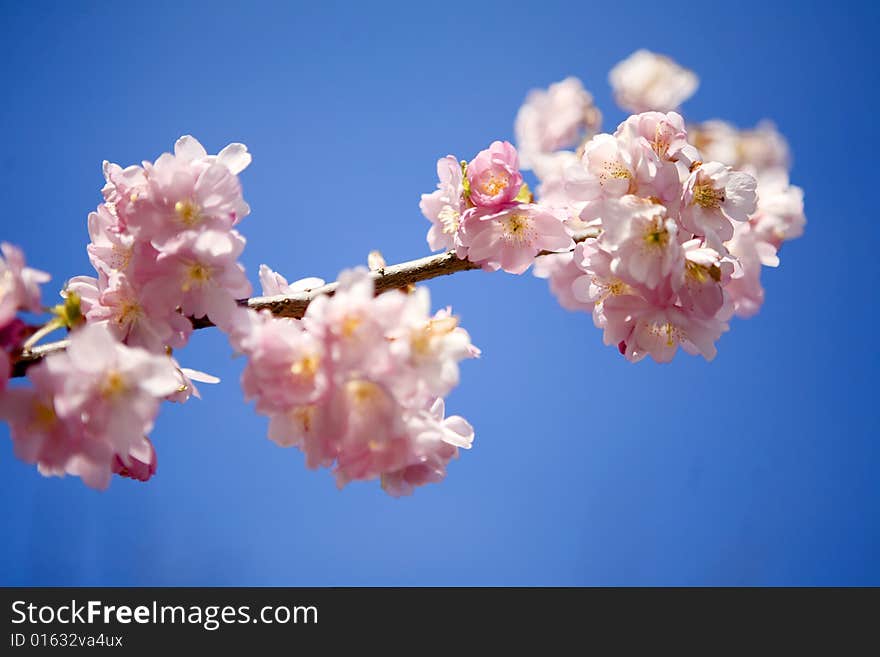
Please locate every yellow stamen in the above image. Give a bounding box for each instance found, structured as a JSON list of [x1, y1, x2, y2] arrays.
[[692, 182, 725, 209], [174, 199, 202, 227]]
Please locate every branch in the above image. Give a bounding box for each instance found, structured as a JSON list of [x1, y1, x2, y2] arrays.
[[11, 229, 598, 377]]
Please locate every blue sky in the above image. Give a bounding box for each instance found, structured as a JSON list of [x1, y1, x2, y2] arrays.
[[0, 0, 877, 585]]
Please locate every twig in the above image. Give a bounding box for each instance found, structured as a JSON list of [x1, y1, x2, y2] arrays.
[[10, 229, 598, 377]]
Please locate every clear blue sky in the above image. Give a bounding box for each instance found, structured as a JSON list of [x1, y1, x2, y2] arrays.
[[0, 0, 876, 585]]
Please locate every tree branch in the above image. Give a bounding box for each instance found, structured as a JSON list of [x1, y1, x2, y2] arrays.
[[10, 229, 598, 377]]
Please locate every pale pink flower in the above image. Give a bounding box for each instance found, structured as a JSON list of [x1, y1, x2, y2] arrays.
[[609, 50, 699, 113], [749, 169, 806, 248], [0, 367, 113, 489], [126, 156, 248, 245], [570, 239, 633, 329], [303, 268, 400, 374], [515, 77, 602, 167], [680, 161, 757, 243], [420, 155, 467, 252], [618, 111, 688, 157], [385, 288, 478, 405], [0, 242, 50, 327], [724, 221, 778, 318], [602, 295, 727, 363], [72, 274, 192, 352], [143, 228, 251, 325], [381, 399, 472, 497], [86, 204, 136, 278], [600, 196, 684, 291], [466, 141, 524, 209], [43, 324, 179, 458], [459, 203, 573, 274], [677, 239, 736, 320], [567, 133, 637, 201], [258, 264, 324, 296], [239, 311, 328, 414]]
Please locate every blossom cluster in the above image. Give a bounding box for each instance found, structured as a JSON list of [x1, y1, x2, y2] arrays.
[[228, 267, 478, 496], [420, 49, 805, 363], [0, 136, 252, 488], [1, 49, 806, 493], [420, 141, 574, 274]]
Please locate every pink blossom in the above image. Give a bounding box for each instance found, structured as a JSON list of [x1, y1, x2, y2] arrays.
[[466, 141, 523, 209], [381, 399, 473, 497], [86, 204, 136, 278], [142, 228, 251, 326], [602, 294, 727, 363], [0, 242, 50, 327], [0, 368, 112, 489], [385, 289, 478, 405], [724, 222, 778, 318], [609, 50, 699, 113], [420, 155, 467, 251], [125, 156, 248, 246], [615, 111, 689, 163], [515, 77, 602, 167], [680, 161, 757, 243], [459, 204, 573, 274], [600, 196, 683, 291], [237, 269, 477, 495], [677, 240, 735, 320], [749, 169, 806, 248], [239, 311, 328, 414], [42, 324, 179, 459], [71, 274, 192, 352]]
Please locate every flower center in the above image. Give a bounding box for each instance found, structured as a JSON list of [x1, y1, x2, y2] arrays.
[[643, 219, 669, 248], [693, 182, 725, 209], [101, 370, 128, 398], [31, 400, 57, 430], [479, 172, 510, 196], [686, 260, 721, 283], [182, 263, 211, 291], [291, 353, 320, 380], [175, 199, 202, 227], [116, 300, 142, 326], [501, 214, 533, 245], [438, 206, 460, 234], [647, 321, 683, 348], [411, 316, 458, 356], [341, 314, 362, 338]]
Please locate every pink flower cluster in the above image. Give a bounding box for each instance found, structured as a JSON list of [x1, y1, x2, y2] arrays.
[[229, 267, 479, 496], [1, 136, 253, 488], [520, 53, 805, 362], [420, 141, 573, 274], [79, 135, 253, 343], [0, 325, 178, 489]]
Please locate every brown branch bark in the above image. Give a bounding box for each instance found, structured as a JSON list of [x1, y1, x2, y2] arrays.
[[11, 229, 598, 377]]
